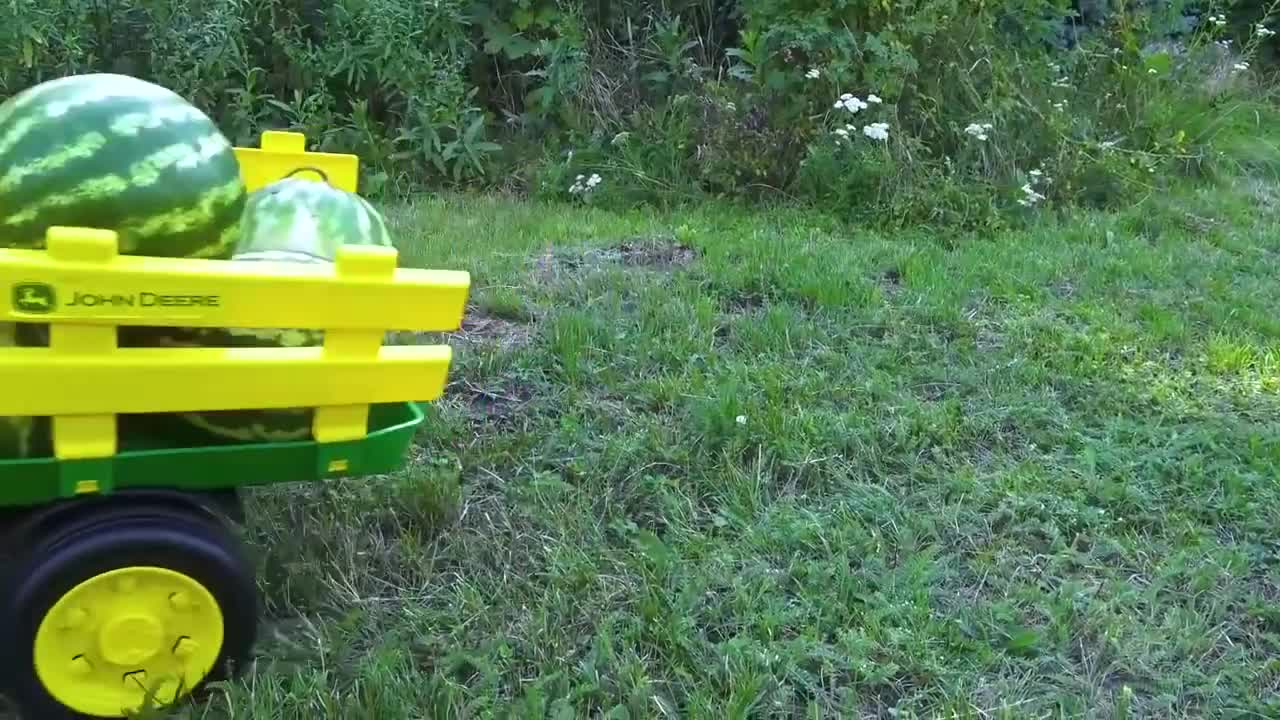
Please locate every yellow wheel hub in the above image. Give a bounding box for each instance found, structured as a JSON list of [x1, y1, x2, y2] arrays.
[[33, 566, 224, 718]]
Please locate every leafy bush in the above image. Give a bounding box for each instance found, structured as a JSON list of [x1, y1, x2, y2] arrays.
[[0, 0, 1277, 228]]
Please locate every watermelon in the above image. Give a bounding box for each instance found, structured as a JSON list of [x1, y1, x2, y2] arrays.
[[234, 170, 393, 262], [0, 74, 245, 459], [155, 172, 396, 444], [0, 73, 246, 259]]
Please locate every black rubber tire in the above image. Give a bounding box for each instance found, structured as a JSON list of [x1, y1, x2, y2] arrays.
[[0, 501, 258, 719]]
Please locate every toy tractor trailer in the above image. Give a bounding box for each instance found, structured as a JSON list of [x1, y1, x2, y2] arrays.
[[0, 132, 470, 719]]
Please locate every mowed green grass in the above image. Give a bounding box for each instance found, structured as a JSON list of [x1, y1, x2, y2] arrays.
[[6, 176, 1266, 719]]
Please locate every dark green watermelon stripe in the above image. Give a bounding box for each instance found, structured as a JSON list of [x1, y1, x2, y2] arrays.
[[0, 170, 242, 257], [0, 74, 244, 259], [0, 128, 215, 202], [0, 82, 61, 127], [0, 95, 202, 169], [0, 103, 230, 207], [2, 173, 133, 226], [128, 134, 234, 187], [109, 103, 210, 137], [0, 80, 186, 159], [128, 173, 244, 231], [188, 214, 243, 259], [0, 130, 109, 193], [121, 176, 245, 249]]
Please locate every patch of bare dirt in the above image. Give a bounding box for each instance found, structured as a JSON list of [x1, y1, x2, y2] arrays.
[[455, 379, 536, 429], [533, 235, 697, 281], [878, 267, 903, 297], [448, 313, 534, 352], [389, 308, 534, 352]]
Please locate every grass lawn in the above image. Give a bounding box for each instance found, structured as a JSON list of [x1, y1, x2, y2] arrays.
[[7, 176, 1274, 719], [178, 176, 1279, 719]]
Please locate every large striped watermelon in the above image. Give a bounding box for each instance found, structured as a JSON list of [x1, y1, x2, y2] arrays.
[[157, 171, 395, 444], [0, 74, 246, 459], [0, 73, 246, 259]]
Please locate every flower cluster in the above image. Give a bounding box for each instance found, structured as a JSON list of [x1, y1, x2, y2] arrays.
[[1234, 60, 1251, 72], [1257, 24, 1276, 39], [1208, 13, 1228, 28], [1049, 64, 1071, 89], [805, 68, 821, 80], [830, 93, 890, 143], [833, 92, 882, 114], [1018, 167, 1053, 208], [570, 173, 602, 195], [964, 122, 993, 141]]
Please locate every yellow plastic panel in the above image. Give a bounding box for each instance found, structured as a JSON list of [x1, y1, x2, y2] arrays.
[[233, 131, 359, 192], [0, 344, 454, 417], [41, 229, 120, 458], [310, 247, 395, 443], [49, 325, 117, 459], [0, 230, 470, 332]]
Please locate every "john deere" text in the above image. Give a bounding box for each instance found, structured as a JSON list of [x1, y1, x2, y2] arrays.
[[66, 292, 221, 308]]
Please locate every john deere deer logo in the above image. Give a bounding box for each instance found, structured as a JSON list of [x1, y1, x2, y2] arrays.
[[12, 283, 55, 314]]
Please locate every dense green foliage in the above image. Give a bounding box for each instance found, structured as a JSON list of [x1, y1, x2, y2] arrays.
[[4, 1, 1280, 226]]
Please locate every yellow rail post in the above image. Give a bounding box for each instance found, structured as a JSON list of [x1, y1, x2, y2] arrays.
[[45, 227, 120, 494], [312, 244, 400, 449], [233, 131, 359, 192]]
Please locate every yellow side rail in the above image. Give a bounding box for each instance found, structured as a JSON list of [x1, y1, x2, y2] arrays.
[[0, 132, 470, 461], [233, 130, 359, 192]]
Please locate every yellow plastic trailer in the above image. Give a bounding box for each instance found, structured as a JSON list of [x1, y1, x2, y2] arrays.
[[0, 132, 469, 719]]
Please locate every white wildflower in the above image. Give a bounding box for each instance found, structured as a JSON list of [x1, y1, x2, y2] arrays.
[[964, 122, 994, 140], [834, 94, 869, 113], [866, 94, 883, 104], [1148, 68, 1158, 75], [1256, 24, 1276, 38], [569, 173, 603, 195], [1210, 14, 1227, 27], [806, 68, 821, 80], [735, 415, 748, 426], [1018, 182, 1046, 207], [834, 127, 850, 138], [1029, 169, 1043, 178], [1233, 61, 1250, 72], [863, 122, 890, 141], [1053, 101, 1066, 111]]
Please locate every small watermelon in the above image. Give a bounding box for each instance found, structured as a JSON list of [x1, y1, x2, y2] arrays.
[[158, 171, 396, 444], [234, 168, 393, 262], [0, 73, 246, 259]]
